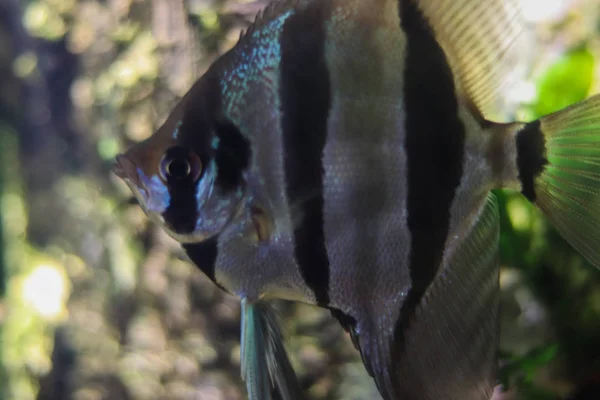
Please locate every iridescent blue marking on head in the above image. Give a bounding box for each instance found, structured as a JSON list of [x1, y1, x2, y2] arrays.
[[137, 168, 170, 214], [220, 8, 294, 121], [172, 120, 183, 140]]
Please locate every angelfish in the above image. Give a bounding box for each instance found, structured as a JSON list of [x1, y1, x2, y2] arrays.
[[112, 0, 600, 399]]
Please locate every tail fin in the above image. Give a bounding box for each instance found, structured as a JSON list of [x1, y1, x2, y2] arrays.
[[514, 94, 600, 268]]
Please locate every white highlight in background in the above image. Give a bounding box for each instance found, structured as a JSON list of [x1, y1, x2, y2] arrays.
[[22, 264, 70, 320], [521, 0, 573, 23]]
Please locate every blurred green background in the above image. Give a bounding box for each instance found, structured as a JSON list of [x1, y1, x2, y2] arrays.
[[0, 0, 599, 399]]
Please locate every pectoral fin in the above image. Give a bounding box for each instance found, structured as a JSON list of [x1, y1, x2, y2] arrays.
[[335, 194, 501, 400]]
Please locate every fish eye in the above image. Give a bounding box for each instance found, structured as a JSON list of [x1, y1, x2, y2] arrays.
[[159, 146, 202, 182]]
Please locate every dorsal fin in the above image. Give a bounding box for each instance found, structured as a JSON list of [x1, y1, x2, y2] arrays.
[[239, 0, 300, 41], [412, 0, 535, 122]]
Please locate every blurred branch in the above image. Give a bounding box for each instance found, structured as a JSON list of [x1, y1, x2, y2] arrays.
[[152, 0, 199, 95]]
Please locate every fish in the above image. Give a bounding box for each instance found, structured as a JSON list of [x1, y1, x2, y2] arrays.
[[112, 0, 600, 399]]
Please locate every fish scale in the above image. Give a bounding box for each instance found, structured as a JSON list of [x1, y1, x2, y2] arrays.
[[113, 0, 600, 399], [323, 1, 411, 328]]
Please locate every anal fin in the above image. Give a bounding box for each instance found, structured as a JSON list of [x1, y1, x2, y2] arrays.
[[341, 194, 500, 400], [241, 299, 306, 400]]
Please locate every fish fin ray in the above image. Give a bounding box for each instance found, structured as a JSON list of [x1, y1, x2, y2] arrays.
[[343, 194, 500, 400], [526, 94, 600, 269], [241, 299, 305, 400], [239, 0, 300, 42], [412, 0, 534, 121], [330, 309, 375, 378]]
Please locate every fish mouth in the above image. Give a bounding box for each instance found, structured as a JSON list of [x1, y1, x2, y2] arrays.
[[113, 154, 148, 211]]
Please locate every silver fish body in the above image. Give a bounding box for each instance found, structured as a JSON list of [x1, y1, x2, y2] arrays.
[[113, 0, 600, 399]]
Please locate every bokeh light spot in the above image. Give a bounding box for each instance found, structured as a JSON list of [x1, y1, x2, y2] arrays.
[[21, 263, 70, 320]]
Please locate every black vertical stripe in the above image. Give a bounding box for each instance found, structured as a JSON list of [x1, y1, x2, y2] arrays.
[[183, 237, 222, 289], [213, 117, 252, 190], [279, 2, 332, 306], [161, 71, 249, 289], [161, 75, 217, 233], [396, 0, 466, 343], [516, 120, 548, 202], [160, 70, 251, 229], [163, 177, 199, 233]]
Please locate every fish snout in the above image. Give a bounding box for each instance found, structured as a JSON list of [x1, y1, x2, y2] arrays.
[[113, 154, 138, 184]]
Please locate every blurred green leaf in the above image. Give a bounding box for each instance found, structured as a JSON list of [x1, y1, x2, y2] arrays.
[[534, 48, 595, 117], [499, 344, 559, 395]]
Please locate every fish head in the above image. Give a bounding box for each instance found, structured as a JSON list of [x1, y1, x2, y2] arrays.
[[113, 3, 319, 303], [113, 69, 249, 244]]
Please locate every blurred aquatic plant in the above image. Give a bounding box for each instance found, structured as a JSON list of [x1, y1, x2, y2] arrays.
[[0, 124, 72, 399], [23, 1, 68, 41], [534, 48, 595, 117]]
